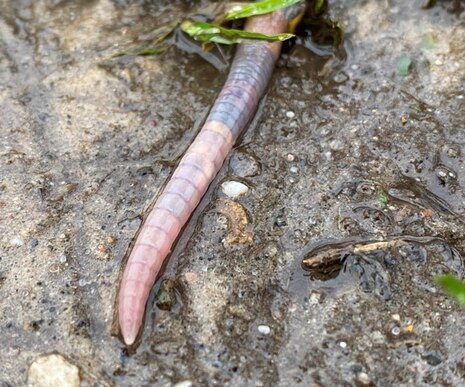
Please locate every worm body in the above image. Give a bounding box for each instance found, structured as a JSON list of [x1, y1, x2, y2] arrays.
[[118, 8, 294, 346]]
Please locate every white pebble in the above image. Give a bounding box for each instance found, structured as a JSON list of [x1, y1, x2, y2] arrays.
[[356, 372, 372, 386], [78, 278, 91, 287], [309, 292, 321, 305], [28, 354, 80, 387], [289, 166, 299, 174], [221, 181, 249, 199], [339, 341, 347, 349], [329, 139, 344, 150], [286, 111, 295, 118], [10, 238, 24, 247], [174, 381, 193, 387], [258, 325, 271, 335]]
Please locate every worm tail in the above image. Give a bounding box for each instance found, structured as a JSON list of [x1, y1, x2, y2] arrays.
[[118, 8, 293, 346]]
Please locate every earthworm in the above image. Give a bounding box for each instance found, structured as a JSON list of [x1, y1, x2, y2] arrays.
[[118, 4, 303, 346]]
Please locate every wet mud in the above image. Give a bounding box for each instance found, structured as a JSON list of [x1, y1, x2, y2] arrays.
[[0, 0, 464, 386]]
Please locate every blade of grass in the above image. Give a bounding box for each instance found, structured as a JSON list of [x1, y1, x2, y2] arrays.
[[147, 22, 179, 45], [314, 0, 325, 12], [226, 0, 303, 21], [111, 21, 178, 58], [435, 274, 465, 308], [111, 46, 168, 58], [180, 20, 294, 45]]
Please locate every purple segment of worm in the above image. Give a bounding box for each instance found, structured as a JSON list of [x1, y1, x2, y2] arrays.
[[118, 9, 291, 346]]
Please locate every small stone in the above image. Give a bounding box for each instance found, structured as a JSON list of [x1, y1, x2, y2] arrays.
[[286, 154, 295, 162], [403, 324, 414, 333], [184, 272, 199, 284], [28, 354, 80, 387], [258, 325, 271, 335], [339, 341, 347, 349], [286, 111, 295, 118], [370, 330, 385, 344], [289, 166, 299, 174], [329, 139, 344, 150], [275, 216, 287, 227], [78, 278, 90, 287], [391, 313, 401, 321], [174, 381, 193, 387], [356, 371, 372, 386], [391, 326, 401, 336], [10, 238, 24, 247], [333, 73, 348, 83], [212, 360, 222, 368], [422, 351, 442, 366], [29, 239, 39, 249], [221, 181, 249, 199], [309, 292, 321, 305]]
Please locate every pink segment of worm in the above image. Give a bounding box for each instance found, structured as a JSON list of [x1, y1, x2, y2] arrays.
[[118, 10, 289, 346]]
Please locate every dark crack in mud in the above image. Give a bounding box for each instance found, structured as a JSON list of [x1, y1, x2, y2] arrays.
[[1, 0, 464, 386]]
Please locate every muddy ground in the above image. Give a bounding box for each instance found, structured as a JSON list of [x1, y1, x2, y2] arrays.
[[1, 0, 464, 386]]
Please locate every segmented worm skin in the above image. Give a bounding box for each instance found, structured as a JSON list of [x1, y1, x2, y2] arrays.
[[118, 10, 289, 346]]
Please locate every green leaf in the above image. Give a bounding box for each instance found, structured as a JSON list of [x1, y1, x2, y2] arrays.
[[421, 33, 436, 50], [226, 0, 303, 21], [181, 20, 294, 45], [398, 56, 412, 76], [435, 274, 465, 308], [377, 190, 389, 210]]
